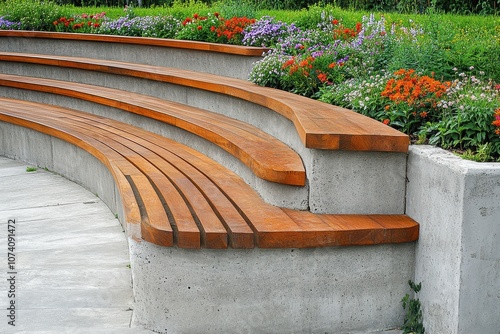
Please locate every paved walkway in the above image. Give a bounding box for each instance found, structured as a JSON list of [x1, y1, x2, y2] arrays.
[[0, 157, 152, 333]]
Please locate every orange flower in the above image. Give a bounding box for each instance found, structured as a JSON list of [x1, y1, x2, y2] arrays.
[[282, 58, 295, 69], [299, 60, 309, 67], [383, 119, 390, 125], [317, 73, 328, 83]]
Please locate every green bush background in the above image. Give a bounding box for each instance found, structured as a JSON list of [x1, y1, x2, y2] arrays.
[[1, 0, 498, 14]]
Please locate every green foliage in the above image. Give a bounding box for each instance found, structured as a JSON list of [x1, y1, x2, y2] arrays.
[[401, 280, 425, 334], [165, 0, 211, 19], [460, 143, 500, 162], [0, 0, 69, 31], [427, 70, 500, 158], [215, 0, 256, 19], [175, 12, 221, 42], [26, 166, 38, 172], [249, 51, 289, 88]]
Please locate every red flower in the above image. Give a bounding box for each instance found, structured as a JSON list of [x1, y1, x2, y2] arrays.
[[197, 25, 202, 30], [282, 58, 295, 69], [317, 73, 328, 83], [383, 119, 390, 125], [332, 19, 339, 25]]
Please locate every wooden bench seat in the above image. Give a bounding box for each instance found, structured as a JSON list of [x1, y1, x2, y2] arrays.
[[0, 52, 410, 152], [0, 73, 305, 186], [0, 97, 419, 249]]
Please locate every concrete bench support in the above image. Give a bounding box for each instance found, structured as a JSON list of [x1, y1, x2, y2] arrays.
[[129, 240, 415, 333]]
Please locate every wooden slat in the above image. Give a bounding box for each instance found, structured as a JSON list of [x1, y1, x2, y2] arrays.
[[0, 72, 306, 186], [0, 52, 409, 152], [0, 99, 174, 247], [25, 102, 247, 249]]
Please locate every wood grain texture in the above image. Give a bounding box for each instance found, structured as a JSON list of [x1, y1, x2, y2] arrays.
[[0, 72, 306, 186], [0, 98, 419, 249], [0, 52, 409, 152]]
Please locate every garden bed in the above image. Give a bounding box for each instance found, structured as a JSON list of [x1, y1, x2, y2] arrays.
[[1, 1, 498, 161]]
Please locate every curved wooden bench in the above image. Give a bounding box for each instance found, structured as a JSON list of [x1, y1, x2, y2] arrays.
[[0, 52, 409, 152], [0, 73, 305, 186], [0, 97, 419, 249]]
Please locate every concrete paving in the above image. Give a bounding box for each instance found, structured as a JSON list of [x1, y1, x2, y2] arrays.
[[0, 157, 153, 333]]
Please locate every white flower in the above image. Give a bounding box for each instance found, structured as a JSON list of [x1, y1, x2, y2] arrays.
[[469, 66, 474, 70]]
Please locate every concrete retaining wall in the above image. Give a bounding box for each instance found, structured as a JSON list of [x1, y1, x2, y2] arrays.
[[0, 35, 263, 80], [406, 145, 500, 334]]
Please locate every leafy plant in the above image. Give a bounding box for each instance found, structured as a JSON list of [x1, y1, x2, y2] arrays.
[[401, 280, 425, 334], [53, 12, 106, 33], [0, 0, 68, 31], [381, 69, 450, 134], [215, 0, 257, 19], [175, 12, 222, 42], [0, 16, 21, 29], [26, 166, 38, 172]]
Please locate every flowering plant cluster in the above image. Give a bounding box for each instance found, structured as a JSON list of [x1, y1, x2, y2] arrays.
[[53, 12, 105, 33], [320, 67, 500, 159], [250, 14, 387, 97], [0, 16, 21, 30], [380, 69, 450, 134], [242, 16, 299, 47], [175, 13, 254, 44], [214, 16, 256, 45], [493, 108, 500, 135], [1, 4, 498, 160], [99, 14, 181, 38]]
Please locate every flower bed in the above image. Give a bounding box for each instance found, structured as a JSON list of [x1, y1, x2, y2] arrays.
[[1, 2, 498, 160]]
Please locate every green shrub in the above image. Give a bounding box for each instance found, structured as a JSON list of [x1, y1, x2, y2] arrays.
[[0, 0, 69, 31], [215, 0, 256, 19]]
